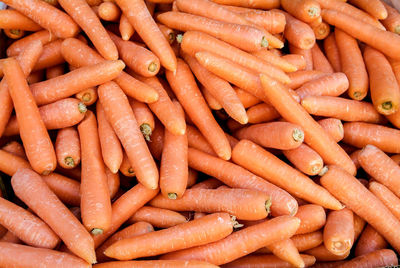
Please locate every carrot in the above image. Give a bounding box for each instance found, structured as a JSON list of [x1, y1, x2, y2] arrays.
[[130, 99, 155, 141], [181, 34, 290, 85], [318, 118, 344, 143], [234, 87, 261, 108], [322, 10, 400, 60], [92, 183, 159, 248], [3, 29, 25, 40], [26, 70, 44, 84], [120, 14, 134, 41], [221, 254, 316, 268], [0, 9, 42, 31], [116, 0, 177, 71], [104, 213, 235, 260], [364, 46, 400, 115], [94, 260, 218, 268], [128, 206, 187, 228], [0, 197, 60, 248], [0, 242, 90, 268], [55, 127, 80, 169], [188, 148, 298, 216], [78, 111, 112, 234], [109, 32, 160, 77], [289, 44, 313, 71], [266, 239, 304, 268], [6, 30, 57, 57], [295, 204, 326, 235], [295, 72, 348, 100], [369, 181, 400, 221], [287, 70, 327, 89], [157, 23, 175, 44], [166, 59, 231, 160], [355, 225, 388, 257], [311, 43, 334, 73], [353, 213, 366, 242], [4, 98, 87, 136], [46, 64, 65, 79], [349, 150, 361, 170], [147, 119, 164, 160], [105, 168, 119, 199], [2, 0, 79, 38], [235, 10, 286, 35], [61, 38, 159, 103], [292, 231, 324, 252], [276, 10, 315, 50], [282, 54, 306, 71], [337, 249, 398, 268], [210, 0, 279, 9], [98, 1, 121, 21], [259, 74, 356, 175], [150, 188, 270, 220], [322, 33, 341, 73], [11, 168, 96, 263], [98, 81, 159, 189], [2, 141, 26, 159], [305, 245, 350, 261], [348, 0, 387, 20], [86, 0, 102, 6], [343, 122, 400, 153], [252, 49, 297, 73], [310, 20, 331, 40], [283, 143, 324, 176], [381, 2, 400, 34], [0, 231, 22, 244], [320, 165, 400, 253], [96, 221, 154, 263], [191, 178, 223, 190], [301, 96, 385, 124], [234, 122, 304, 150], [161, 216, 300, 265], [323, 208, 354, 256], [202, 86, 223, 110], [0, 150, 32, 176], [281, 0, 321, 23], [76, 87, 98, 106], [41, 173, 81, 206], [32, 39, 64, 71]]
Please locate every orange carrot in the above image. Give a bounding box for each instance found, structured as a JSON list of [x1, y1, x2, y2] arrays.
[[55, 127, 80, 169], [252, 49, 297, 73], [202, 86, 223, 110], [354, 214, 366, 241], [348, 0, 388, 20], [235, 89, 261, 109], [305, 245, 350, 262], [210, 0, 279, 9], [281, 0, 320, 23], [116, 0, 177, 71], [6, 30, 57, 57], [310, 20, 331, 40], [11, 168, 96, 263], [3, 29, 25, 40], [104, 213, 235, 260], [287, 70, 326, 89], [46, 64, 65, 79], [338, 249, 398, 268], [2, 0, 79, 38], [76, 87, 98, 106], [221, 254, 316, 268], [266, 239, 305, 268], [105, 168, 119, 199], [94, 260, 218, 267], [282, 54, 306, 71], [26, 70, 44, 84], [2, 141, 26, 160], [130, 99, 155, 141], [283, 143, 324, 176], [292, 231, 324, 252], [234, 122, 304, 150], [349, 150, 361, 170], [157, 23, 175, 44], [31, 40, 64, 72], [147, 119, 164, 160], [324, 33, 341, 72], [381, 2, 400, 34], [0, 231, 22, 244], [0, 9, 42, 31], [295, 204, 326, 235], [119, 14, 134, 41], [318, 118, 344, 143], [289, 44, 313, 71], [320, 165, 400, 253], [128, 206, 187, 228], [98, 81, 159, 189], [98, 1, 121, 21], [0, 150, 31, 176], [355, 224, 388, 257], [41, 173, 81, 206], [369, 181, 400, 221], [110, 150, 132, 175], [311, 43, 334, 73]]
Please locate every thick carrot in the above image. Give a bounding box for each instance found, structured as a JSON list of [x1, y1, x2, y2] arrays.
[[116, 0, 177, 71], [364, 46, 400, 115], [0, 197, 60, 248], [259, 73, 356, 175], [98, 81, 159, 189], [320, 165, 400, 253], [55, 127, 80, 169], [287, 70, 327, 89], [42, 173, 81, 206], [2, 0, 79, 38], [11, 168, 96, 263], [348, 0, 387, 19], [166, 59, 231, 160], [369, 181, 400, 221], [130, 99, 155, 141], [61, 38, 159, 103], [120, 14, 134, 41], [381, 2, 400, 34], [292, 231, 324, 252], [78, 111, 112, 234], [161, 216, 300, 265], [0, 9, 42, 31], [301, 96, 385, 123], [355, 224, 388, 257], [128, 206, 187, 228], [295, 204, 326, 235], [104, 213, 234, 260], [289, 44, 313, 71], [283, 143, 323, 176], [266, 239, 304, 268], [337, 249, 398, 268], [311, 43, 334, 73], [318, 118, 344, 143], [150, 188, 270, 220], [221, 254, 316, 268], [188, 148, 298, 216], [76, 87, 98, 106], [0, 242, 90, 268], [46, 64, 65, 79], [343, 122, 400, 153], [305, 245, 350, 261], [324, 33, 341, 72], [322, 9, 400, 60], [323, 208, 354, 256], [2, 141, 26, 160], [6, 30, 57, 57], [94, 260, 218, 267], [234, 122, 304, 150], [295, 72, 348, 100], [281, 0, 320, 23], [98, 1, 121, 21], [252, 49, 297, 73]]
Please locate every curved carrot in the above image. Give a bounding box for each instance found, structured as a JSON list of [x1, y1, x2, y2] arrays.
[[55, 127, 80, 169], [2, 0, 79, 38], [305, 245, 350, 262], [76, 87, 98, 106], [295, 204, 326, 235], [150, 188, 270, 220], [104, 213, 234, 260], [78, 111, 112, 234], [222, 254, 316, 268], [6, 30, 57, 57], [11, 168, 96, 263], [119, 14, 134, 41], [0, 242, 90, 268], [318, 118, 344, 143], [234, 122, 304, 150], [283, 143, 323, 176], [323, 33, 341, 73], [348, 0, 387, 20], [355, 225, 388, 257], [292, 231, 323, 252], [2, 141, 26, 159], [266, 239, 304, 268], [320, 165, 400, 253], [4, 98, 87, 136], [98, 1, 121, 21], [259, 73, 356, 175], [369, 181, 400, 221], [338, 249, 397, 268], [130, 99, 155, 141], [289, 44, 313, 71], [311, 43, 333, 73], [99, 81, 159, 189], [247, 103, 281, 124], [116, 0, 177, 71], [0, 9, 42, 31], [94, 260, 218, 268], [381, 2, 400, 34], [42, 173, 80, 206], [128, 206, 187, 228], [287, 70, 326, 89]]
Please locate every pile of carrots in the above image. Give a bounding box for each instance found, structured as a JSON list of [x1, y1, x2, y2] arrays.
[[0, 0, 400, 267]]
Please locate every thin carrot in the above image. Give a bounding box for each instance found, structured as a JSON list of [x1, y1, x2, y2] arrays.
[[252, 48, 298, 73], [98, 1, 121, 21], [98, 81, 159, 189], [0, 231, 22, 244], [320, 165, 400, 253], [283, 143, 324, 176], [343, 122, 400, 153], [324, 33, 341, 72], [234, 87, 261, 108], [128, 206, 187, 228], [381, 2, 400, 34], [210, 0, 279, 9], [337, 249, 398, 268], [147, 119, 164, 160], [318, 118, 344, 143], [116, 0, 177, 71], [354, 214, 366, 241], [310, 20, 331, 40], [11, 168, 96, 263], [292, 231, 324, 252], [289, 44, 313, 71], [55, 127, 80, 169], [41, 173, 81, 206], [0, 9, 42, 31], [4, 98, 87, 136], [94, 260, 218, 267], [281, 0, 320, 23], [2, 141, 26, 160], [259, 73, 356, 175], [157, 23, 175, 44], [0, 150, 31, 176], [348, 0, 387, 20], [76, 87, 98, 106], [295, 204, 326, 235], [282, 54, 306, 71], [2, 0, 79, 38], [311, 43, 334, 73], [6, 30, 57, 57], [32, 39, 64, 71], [46, 64, 65, 79], [266, 239, 305, 268], [305, 245, 350, 262], [120, 14, 134, 41], [202, 86, 223, 110], [221, 254, 316, 268], [369, 181, 400, 221], [130, 99, 155, 141], [355, 224, 388, 257], [287, 70, 327, 89]]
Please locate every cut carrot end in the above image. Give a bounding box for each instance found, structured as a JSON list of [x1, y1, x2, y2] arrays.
[[82, 93, 92, 103], [318, 166, 329, 176], [64, 156, 75, 168], [352, 91, 362, 100], [78, 102, 88, 114], [176, 34, 183, 44], [231, 216, 244, 229], [311, 164, 322, 175], [261, 36, 269, 48], [395, 26, 400, 35], [292, 129, 304, 142], [140, 123, 152, 142], [168, 193, 177, 199], [128, 168, 135, 175], [308, 7, 320, 18], [168, 33, 176, 44], [148, 62, 158, 73], [91, 228, 104, 235], [265, 199, 272, 214], [10, 29, 22, 35], [381, 101, 393, 111]]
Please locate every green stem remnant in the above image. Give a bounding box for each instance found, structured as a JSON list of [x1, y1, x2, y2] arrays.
[[64, 157, 75, 168], [78, 102, 88, 114], [148, 62, 158, 73], [308, 7, 319, 18], [261, 36, 269, 48], [176, 34, 183, 44], [168, 193, 177, 200], [382, 101, 393, 111], [168, 33, 176, 44], [293, 129, 304, 143], [265, 199, 272, 214], [91, 228, 103, 235], [140, 123, 152, 142]]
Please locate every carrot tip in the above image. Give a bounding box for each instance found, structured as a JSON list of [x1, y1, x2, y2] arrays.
[[381, 101, 393, 111], [64, 156, 75, 168], [148, 62, 158, 73], [168, 193, 177, 199], [261, 36, 269, 48], [168, 33, 176, 44], [91, 228, 104, 235], [318, 166, 329, 176], [292, 128, 304, 143], [231, 216, 244, 229], [140, 123, 152, 142], [78, 102, 88, 114], [176, 34, 183, 44]]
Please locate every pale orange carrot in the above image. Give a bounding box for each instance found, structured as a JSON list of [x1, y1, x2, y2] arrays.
[[94, 260, 218, 267], [128, 206, 187, 228], [41, 173, 81, 206], [210, 0, 280, 9], [311, 43, 334, 73], [120, 14, 134, 41], [287, 70, 327, 89], [381, 2, 400, 34], [55, 127, 80, 169], [0, 9, 42, 31]]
